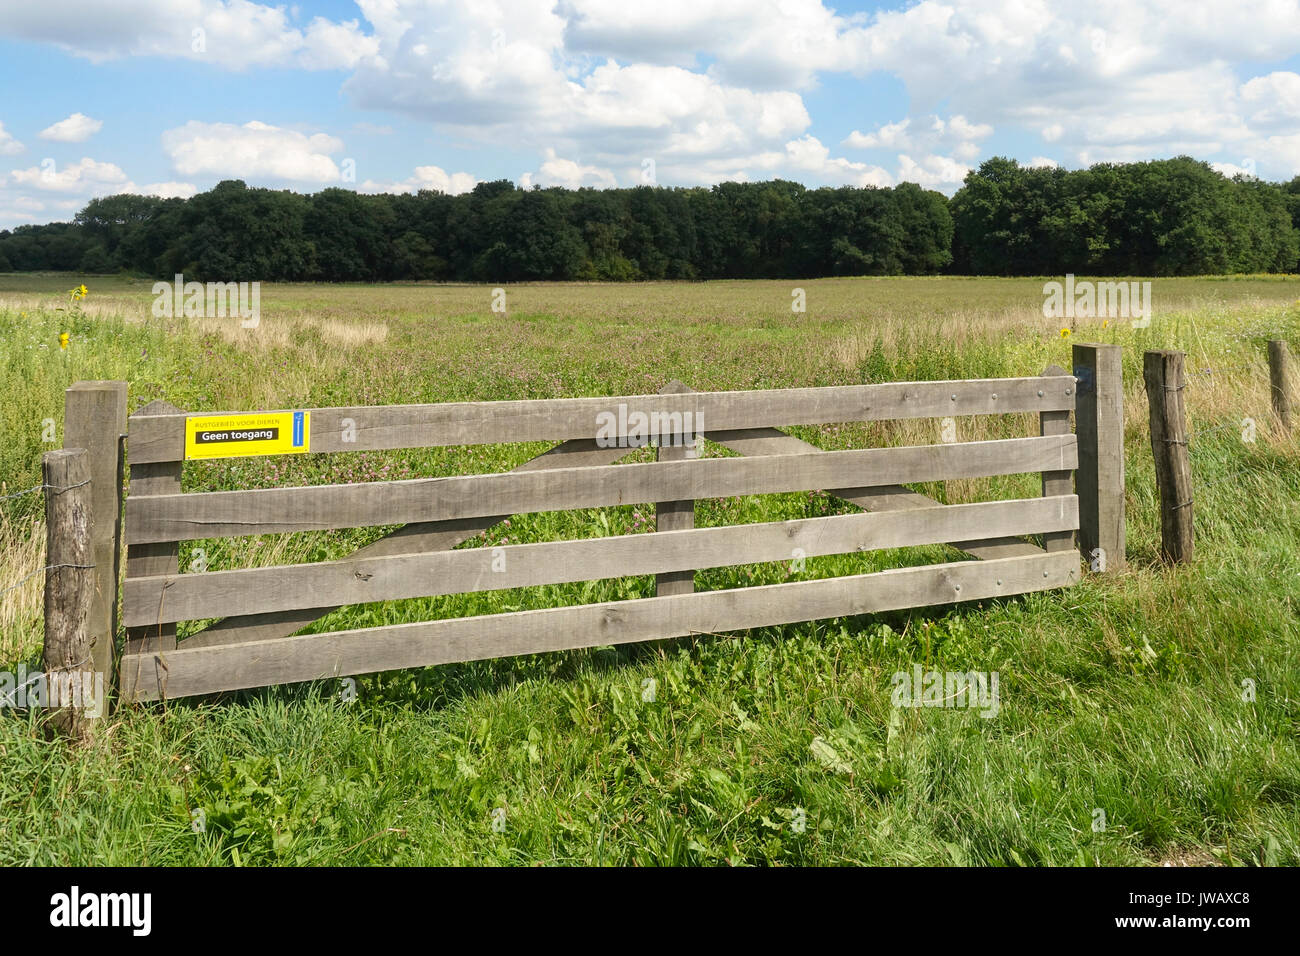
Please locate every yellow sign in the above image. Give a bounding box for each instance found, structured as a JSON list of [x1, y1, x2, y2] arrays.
[[185, 412, 310, 460]]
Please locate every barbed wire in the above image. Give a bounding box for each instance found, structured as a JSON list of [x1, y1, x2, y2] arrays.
[[0, 670, 46, 708], [0, 478, 90, 501], [0, 563, 97, 598], [0, 479, 99, 597], [1189, 421, 1249, 437], [0, 652, 92, 708], [1184, 363, 1263, 379]]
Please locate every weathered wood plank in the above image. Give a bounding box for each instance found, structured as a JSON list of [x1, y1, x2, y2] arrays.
[[123, 400, 184, 660], [63, 381, 127, 689], [706, 426, 1045, 560], [123, 495, 1079, 627], [120, 550, 1081, 700], [1039, 365, 1076, 554], [125, 435, 1078, 544], [126, 377, 1077, 464], [1073, 343, 1126, 572], [656, 380, 695, 597], [705, 427, 817, 457], [178, 437, 637, 649]]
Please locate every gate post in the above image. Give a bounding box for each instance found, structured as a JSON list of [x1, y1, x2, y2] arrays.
[[1072, 344, 1125, 573], [1143, 349, 1193, 564], [63, 381, 127, 701], [1269, 339, 1293, 433], [42, 448, 99, 744]]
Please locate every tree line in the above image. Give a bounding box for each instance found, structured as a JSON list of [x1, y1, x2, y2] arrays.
[[1, 156, 1297, 281]]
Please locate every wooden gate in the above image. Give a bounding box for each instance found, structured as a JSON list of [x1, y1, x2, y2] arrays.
[[112, 353, 1124, 702]]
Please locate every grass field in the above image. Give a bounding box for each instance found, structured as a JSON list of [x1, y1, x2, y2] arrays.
[[1, 272, 1299, 865]]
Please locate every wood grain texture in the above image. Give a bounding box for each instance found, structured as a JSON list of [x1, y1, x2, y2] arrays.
[[123, 495, 1078, 626], [123, 399, 184, 657], [125, 435, 1078, 544], [1269, 339, 1292, 432], [42, 449, 98, 741], [1038, 365, 1076, 555], [1144, 350, 1194, 564], [706, 427, 1045, 560], [177, 437, 637, 649], [120, 550, 1081, 701], [1073, 343, 1126, 572], [63, 381, 127, 686], [126, 377, 1077, 463], [656, 380, 695, 597]]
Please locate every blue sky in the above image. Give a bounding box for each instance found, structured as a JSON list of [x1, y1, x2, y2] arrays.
[[1, 0, 1298, 228]]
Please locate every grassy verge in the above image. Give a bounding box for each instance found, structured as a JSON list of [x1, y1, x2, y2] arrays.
[[1, 275, 1297, 865]]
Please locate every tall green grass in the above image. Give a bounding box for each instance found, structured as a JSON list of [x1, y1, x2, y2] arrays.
[[0, 276, 1297, 865]]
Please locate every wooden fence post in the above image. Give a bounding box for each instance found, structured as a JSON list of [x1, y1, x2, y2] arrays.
[[1072, 343, 1125, 572], [1143, 350, 1193, 564], [1039, 365, 1075, 554], [1268, 339, 1292, 433], [42, 449, 99, 744], [123, 399, 184, 662], [655, 381, 695, 596], [63, 381, 127, 701]]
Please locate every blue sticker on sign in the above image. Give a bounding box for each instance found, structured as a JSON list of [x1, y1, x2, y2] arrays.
[[292, 411, 306, 448]]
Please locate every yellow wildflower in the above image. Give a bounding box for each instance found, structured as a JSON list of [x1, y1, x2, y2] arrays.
[[1059, 328, 1071, 338], [59, 332, 69, 350]]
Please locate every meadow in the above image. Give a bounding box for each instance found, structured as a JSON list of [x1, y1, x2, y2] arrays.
[[1, 272, 1298, 865]]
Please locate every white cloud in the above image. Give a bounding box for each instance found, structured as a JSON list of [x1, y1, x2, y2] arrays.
[[641, 135, 892, 189], [844, 0, 1300, 179], [897, 153, 972, 189], [296, 16, 380, 70], [10, 156, 130, 193], [845, 120, 907, 151], [561, 0, 873, 90], [162, 120, 344, 183], [845, 114, 992, 161], [520, 150, 618, 189], [1210, 161, 1253, 178], [141, 181, 198, 198], [361, 165, 478, 195], [843, 114, 989, 191], [1027, 156, 1059, 168], [39, 112, 103, 143], [782, 135, 892, 187], [0, 1, 378, 70], [1244, 133, 1300, 177], [5, 0, 1300, 203], [342, 2, 815, 182], [1241, 72, 1300, 127], [0, 121, 23, 156]]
